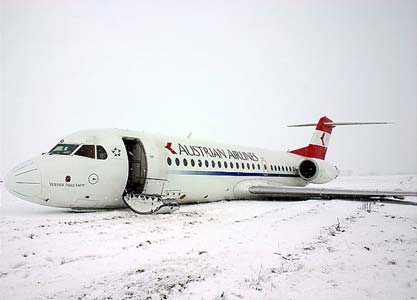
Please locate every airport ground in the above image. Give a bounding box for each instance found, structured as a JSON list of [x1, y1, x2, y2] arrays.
[[0, 175, 416, 300]]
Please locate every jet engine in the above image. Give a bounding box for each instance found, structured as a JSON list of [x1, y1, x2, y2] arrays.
[[298, 158, 338, 184]]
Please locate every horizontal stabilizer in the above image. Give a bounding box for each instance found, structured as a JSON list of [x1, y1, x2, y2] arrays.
[[288, 121, 391, 127], [289, 116, 392, 160]]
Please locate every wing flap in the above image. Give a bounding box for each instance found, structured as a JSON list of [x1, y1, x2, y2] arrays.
[[248, 186, 417, 205]]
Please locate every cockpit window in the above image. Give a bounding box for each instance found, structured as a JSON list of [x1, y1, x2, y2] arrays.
[[74, 145, 95, 159], [49, 144, 79, 155], [97, 145, 108, 160]]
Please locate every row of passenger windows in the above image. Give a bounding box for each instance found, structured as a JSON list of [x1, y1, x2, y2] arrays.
[[166, 157, 297, 173]]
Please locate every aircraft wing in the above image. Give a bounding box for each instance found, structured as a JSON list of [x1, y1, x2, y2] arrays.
[[248, 185, 417, 206]]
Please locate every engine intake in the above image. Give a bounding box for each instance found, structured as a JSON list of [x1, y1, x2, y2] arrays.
[[298, 159, 318, 181], [298, 159, 338, 184]]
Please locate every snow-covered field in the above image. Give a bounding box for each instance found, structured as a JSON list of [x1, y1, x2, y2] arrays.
[[0, 175, 416, 300]]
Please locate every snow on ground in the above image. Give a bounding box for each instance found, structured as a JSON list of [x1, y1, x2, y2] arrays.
[[0, 175, 416, 300]]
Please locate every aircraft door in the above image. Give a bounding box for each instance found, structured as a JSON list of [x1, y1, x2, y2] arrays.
[[122, 138, 147, 194]]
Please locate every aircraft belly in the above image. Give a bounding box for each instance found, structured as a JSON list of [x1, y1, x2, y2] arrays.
[[164, 174, 306, 203], [165, 174, 237, 204]]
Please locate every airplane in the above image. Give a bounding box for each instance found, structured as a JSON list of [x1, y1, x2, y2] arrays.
[[4, 116, 417, 214]]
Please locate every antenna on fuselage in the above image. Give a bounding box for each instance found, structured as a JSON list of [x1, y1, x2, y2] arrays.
[[187, 132, 193, 139]]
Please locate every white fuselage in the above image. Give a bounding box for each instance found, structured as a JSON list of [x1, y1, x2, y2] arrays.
[[5, 129, 337, 209]]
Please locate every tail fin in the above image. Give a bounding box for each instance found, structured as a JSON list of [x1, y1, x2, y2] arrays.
[[289, 116, 335, 160], [288, 116, 391, 160]]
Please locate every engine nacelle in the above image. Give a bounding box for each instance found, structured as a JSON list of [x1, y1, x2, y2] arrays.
[[298, 158, 338, 184]]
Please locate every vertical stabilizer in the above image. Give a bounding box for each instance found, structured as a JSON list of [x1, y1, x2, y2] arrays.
[[289, 116, 335, 160]]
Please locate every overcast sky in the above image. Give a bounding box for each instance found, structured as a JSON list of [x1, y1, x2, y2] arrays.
[[1, 0, 416, 178]]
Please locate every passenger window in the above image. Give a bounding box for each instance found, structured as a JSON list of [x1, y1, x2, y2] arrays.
[[224, 161, 228, 168], [205, 160, 209, 168], [241, 162, 245, 169], [175, 158, 180, 166], [257, 164, 260, 170], [252, 163, 255, 170], [212, 160, 215, 168], [247, 163, 250, 169], [236, 162, 239, 169], [218, 161, 222, 168], [278, 166, 281, 171], [183, 159, 188, 167], [198, 160, 202, 167], [191, 159, 195, 167], [74, 145, 95, 159], [167, 157, 172, 166], [97, 145, 108, 160], [230, 162, 234, 169]]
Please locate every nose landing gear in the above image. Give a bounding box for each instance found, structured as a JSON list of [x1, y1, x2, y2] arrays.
[[123, 193, 179, 214]]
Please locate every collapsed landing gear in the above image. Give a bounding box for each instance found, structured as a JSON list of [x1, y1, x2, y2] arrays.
[[123, 194, 179, 214]]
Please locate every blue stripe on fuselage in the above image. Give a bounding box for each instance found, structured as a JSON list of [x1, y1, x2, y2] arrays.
[[169, 170, 300, 178]]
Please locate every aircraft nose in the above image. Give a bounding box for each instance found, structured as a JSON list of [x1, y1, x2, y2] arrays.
[[5, 160, 42, 199]]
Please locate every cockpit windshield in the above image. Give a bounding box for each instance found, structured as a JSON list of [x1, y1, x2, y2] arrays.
[[74, 145, 95, 159], [49, 144, 80, 155], [48, 143, 107, 159]]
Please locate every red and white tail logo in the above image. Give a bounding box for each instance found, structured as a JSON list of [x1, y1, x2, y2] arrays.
[[290, 116, 335, 160], [288, 116, 390, 160]]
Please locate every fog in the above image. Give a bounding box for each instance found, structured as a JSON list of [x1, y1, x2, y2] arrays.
[[1, 0, 416, 178]]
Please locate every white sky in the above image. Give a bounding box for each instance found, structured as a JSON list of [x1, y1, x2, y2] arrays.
[[1, 0, 416, 177]]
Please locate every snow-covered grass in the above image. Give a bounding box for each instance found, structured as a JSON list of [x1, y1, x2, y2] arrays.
[[0, 175, 416, 300]]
